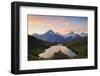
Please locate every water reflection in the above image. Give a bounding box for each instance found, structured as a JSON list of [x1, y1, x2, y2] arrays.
[[38, 44, 77, 59]]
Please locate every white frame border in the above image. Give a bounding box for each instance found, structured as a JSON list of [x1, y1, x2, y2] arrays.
[[20, 6, 95, 70]]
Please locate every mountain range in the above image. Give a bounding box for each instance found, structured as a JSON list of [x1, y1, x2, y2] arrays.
[[32, 30, 87, 43]]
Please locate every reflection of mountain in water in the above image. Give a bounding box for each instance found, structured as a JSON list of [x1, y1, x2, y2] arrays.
[[38, 44, 77, 59]]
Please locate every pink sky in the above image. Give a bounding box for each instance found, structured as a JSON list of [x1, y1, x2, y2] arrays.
[[28, 15, 88, 35]]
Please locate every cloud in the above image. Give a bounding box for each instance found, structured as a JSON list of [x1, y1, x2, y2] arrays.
[[68, 24, 87, 33], [28, 15, 39, 25], [55, 28, 71, 34], [28, 15, 70, 26]]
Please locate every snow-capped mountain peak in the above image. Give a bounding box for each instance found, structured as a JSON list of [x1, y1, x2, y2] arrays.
[[45, 30, 55, 34], [32, 30, 87, 43], [80, 32, 88, 38]]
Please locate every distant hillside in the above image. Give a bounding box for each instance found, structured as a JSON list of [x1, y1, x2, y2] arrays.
[[28, 35, 55, 52], [64, 37, 88, 47]]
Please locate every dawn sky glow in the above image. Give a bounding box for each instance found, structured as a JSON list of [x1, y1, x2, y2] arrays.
[[28, 15, 88, 35]]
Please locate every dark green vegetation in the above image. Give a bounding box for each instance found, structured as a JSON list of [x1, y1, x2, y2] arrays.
[[28, 35, 88, 61]]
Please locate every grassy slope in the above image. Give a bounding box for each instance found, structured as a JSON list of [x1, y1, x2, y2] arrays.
[[64, 37, 88, 59], [28, 35, 88, 61]]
